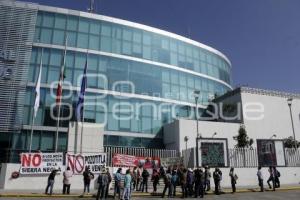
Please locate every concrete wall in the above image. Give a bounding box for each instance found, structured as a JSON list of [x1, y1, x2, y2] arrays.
[[1, 163, 299, 189], [242, 93, 300, 144], [0, 163, 109, 190], [68, 122, 104, 153]]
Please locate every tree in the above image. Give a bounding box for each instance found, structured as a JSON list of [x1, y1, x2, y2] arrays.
[[283, 136, 300, 149], [233, 125, 253, 148]]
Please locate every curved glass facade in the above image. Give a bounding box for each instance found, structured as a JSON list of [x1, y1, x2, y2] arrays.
[[18, 6, 232, 150]]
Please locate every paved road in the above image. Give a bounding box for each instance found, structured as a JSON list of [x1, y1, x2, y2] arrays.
[[1, 190, 300, 200]]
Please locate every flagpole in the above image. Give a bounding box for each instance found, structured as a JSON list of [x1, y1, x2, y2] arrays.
[[55, 35, 68, 152], [29, 48, 43, 153], [80, 51, 88, 154]]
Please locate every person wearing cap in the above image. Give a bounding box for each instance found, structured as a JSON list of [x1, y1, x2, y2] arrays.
[[96, 168, 109, 200]]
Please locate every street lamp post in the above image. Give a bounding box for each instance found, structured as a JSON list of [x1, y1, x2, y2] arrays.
[[194, 90, 201, 167], [184, 136, 189, 167], [287, 98, 297, 149]]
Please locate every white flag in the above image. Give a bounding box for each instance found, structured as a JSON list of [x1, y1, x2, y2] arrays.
[[34, 50, 43, 118]]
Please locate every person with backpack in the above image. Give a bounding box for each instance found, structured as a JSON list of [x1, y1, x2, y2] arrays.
[[141, 168, 150, 192], [274, 167, 280, 188], [161, 169, 172, 198], [151, 168, 160, 193], [96, 168, 109, 200], [213, 168, 221, 195], [179, 167, 188, 198], [229, 167, 238, 193], [83, 166, 94, 195], [257, 166, 264, 192]]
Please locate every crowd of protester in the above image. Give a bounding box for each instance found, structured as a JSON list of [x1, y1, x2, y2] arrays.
[[44, 164, 281, 200]]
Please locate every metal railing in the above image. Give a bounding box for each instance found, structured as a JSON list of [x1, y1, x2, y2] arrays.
[[229, 148, 258, 168], [104, 145, 179, 167], [285, 148, 300, 167]]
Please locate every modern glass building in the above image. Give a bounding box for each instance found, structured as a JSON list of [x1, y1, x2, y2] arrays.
[[0, 1, 232, 161]]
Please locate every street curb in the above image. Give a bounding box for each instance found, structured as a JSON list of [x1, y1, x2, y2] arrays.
[[0, 187, 300, 198]]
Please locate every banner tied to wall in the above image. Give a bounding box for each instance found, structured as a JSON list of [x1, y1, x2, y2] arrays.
[[112, 153, 160, 168], [160, 157, 183, 167], [20, 152, 63, 174], [66, 153, 107, 174]]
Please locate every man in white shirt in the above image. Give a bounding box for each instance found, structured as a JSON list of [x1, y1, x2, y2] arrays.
[[63, 167, 73, 194], [257, 166, 264, 192]]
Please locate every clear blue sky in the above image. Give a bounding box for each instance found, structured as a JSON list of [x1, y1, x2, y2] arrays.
[[22, 0, 300, 93]]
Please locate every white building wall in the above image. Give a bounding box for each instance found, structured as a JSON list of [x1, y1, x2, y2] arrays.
[[241, 93, 300, 144]]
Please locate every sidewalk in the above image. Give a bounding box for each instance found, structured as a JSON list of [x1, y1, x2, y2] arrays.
[[1, 185, 300, 198]]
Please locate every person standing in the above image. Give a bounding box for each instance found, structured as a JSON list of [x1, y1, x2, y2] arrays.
[[162, 169, 172, 198], [141, 168, 150, 192], [179, 168, 188, 198], [63, 167, 73, 194], [171, 169, 178, 197], [186, 168, 194, 197], [213, 168, 221, 195], [123, 169, 132, 200], [257, 166, 264, 192], [137, 166, 143, 191], [132, 167, 138, 191], [274, 167, 280, 188], [96, 168, 109, 200], [105, 168, 112, 198], [114, 168, 122, 199], [83, 166, 94, 195], [204, 166, 211, 192], [151, 168, 160, 193], [229, 167, 238, 193], [267, 166, 275, 191], [45, 169, 58, 195]]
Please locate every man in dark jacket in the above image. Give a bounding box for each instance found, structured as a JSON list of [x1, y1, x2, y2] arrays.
[[186, 169, 194, 197], [141, 168, 150, 192], [96, 168, 109, 200], [83, 166, 94, 195], [213, 168, 221, 195], [45, 169, 59, 195]]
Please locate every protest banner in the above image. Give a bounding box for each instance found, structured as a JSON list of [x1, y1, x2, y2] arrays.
[[66, 153, 106, 174], [20, 152, 63, 174], [112, 154, 160, 169], [160, 157, 183, 167]]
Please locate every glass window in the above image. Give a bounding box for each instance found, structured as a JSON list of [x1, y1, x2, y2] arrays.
[[170, 40, 177, 52], [50, 50, 62, 66], [34, 27, 41, 42], [162, 83, 170, 98], [108, 113, 119, 131], [52, 29, 65, 45], [30, 131, 41, 150], [54, 14, 66, 29], [36, 13, 42, 26], [171, 85, 179, 100], [170, 71, 178, 84], [88, 55, 98, 71], [133, 31, 142, 43], [57, 132, 67, 152], [41, 131, 54, 151], [101, 37, 112, 52], [120, 117, 131, 130], [131, 118, 140, 132], [162, 70, 170, 83], [47, 66, 60, 83], [178, 43, 185, 55], [42, 12, 54, 28], [179, 75, 186, 86], [73, 69, 82, 86], [170, 52, 177, 65], [66, 51, 74, 68], [78, 18, 89, 33], [112, 40, 121, 54], [66, 31, 77, 47], [40, 28, 52, 43], [89, 35, 100, 50], [142, 117, 151, 133], [77, 33, 89, 48], [101, 23, 111, 36], [142, 46, 151, 59], [161, 38, 169, 50], [67, 16, 78, 32], [122, 41, 132, 55], [90, 20, 101, 34], [143, 33, 151, 45], [187, 76, 194, 88], [180, 86, 188, 101], [133, 44, 141, 55], [123, 29, 132, 41], [75, 53, 86, 69]]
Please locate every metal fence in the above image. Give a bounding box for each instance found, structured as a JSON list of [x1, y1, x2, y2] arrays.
[[285, 148, 300, 167], [229, 148, 258, 168], [104, 145, 179, 166]]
